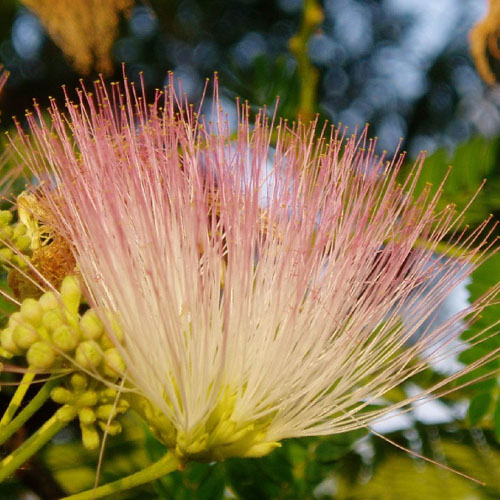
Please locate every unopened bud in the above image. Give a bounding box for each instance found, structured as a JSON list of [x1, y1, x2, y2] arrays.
[[95, 404, 116, 421], [1, 327, 22, 355], [42, 309, 64, 332], [52, 324, 78, 352], [0, 248, 13, 261], [0, 226, 13, 239], [99, 388, 118, 403], [70, 372, 88, 391], [51, 387, 73, 404], [75, 340, 102, 369], [27, 341, 55, 370], [78, 407, 96, 425], [20, 298, 43, 326], [0, 211, 13, 226], [80, 309, 104, 340], [13, 223, 27, 238], [56, 405, 78, 423], [98, 420, 122, 435], [15, 235, 31, 251], [102, 348, 125, 378], [39, 291, 60, 311], [13, 324, 39, 350], [8, 312, 24, 328], [60, 276, 81, 314], [74, 390, 98, 407], [81, 423, 100, 450]]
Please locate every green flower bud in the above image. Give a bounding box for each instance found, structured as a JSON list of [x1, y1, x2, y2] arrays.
[[12, 254, 29, 268], [0, 248, 13, 262], [51, 387, 74, 404], [13, 222, 27, 238], [78, 407, 96, 425], [117, 398, 130, 413], [20, 298, 44, 326], [102, 348, 125, 378], [99, 387, 118, 403], [8, 312, 24, 328], [42, 309, 64, 332], [56, 405, 78, 423], [60, 276, 81, 315], [13, 324, 39, 350], [39, 291, 60, 311], [0, 226, 13, 239], [15, 234, 32, 251], [1, 327, 22, 355], [98, 420, 122, 436], [81, 423, 100, 450], [52, 324, 78, 352], [80, 309, 103, 340], [70, 372, 88, 391], [75, 340, 102, 369], [27, 341, 56, 370], [74, 390, 98, 407], [0, 211, 13, 226], [95, 404, 116, 421]]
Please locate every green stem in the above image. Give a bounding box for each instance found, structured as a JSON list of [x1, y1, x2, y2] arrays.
[[0, 377, 61, 445], [289, 0, 324, 122], [0, 407, 76, 482], [0, 371, 36, 427], [61, 452, 181, 500]]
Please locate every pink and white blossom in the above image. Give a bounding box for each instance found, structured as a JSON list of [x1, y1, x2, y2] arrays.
[[13, 75, 500, 459]]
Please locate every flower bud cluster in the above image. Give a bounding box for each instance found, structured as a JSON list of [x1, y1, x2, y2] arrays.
[[0, 276, 125, 376], [0, 275, 130, 450], [51, 372, 129, 450], [0, 210, 31, 269]]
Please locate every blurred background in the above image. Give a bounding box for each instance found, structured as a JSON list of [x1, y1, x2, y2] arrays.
[[1, 0, 500, 499]]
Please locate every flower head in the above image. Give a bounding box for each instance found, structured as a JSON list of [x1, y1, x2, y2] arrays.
[[14, 75, 500, 462]]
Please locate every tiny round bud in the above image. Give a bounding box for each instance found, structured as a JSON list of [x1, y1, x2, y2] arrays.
[[0, 210, 13, 226], [60, 276, 81, 314], [0, 327, 22, 355], [75, 340, 102, 369], [0, 247, 13, 262], [80, 310, 104, 340], [81, 423, 100, 450], [52, 324, 78, 352], [102, 348, 125, 378], [21, 298, 44, 326], [51, 387, 73, 404], [0, 226, 13, 239], [39, 291, 60, 311], [56, 405, 78, 423], [99, 387, 118, 403], [42, 309, 64, 332], [8, 312, 24, 328], [75, 390, 98, 407], [15, 235, 31, 251], [70, 372, 88, 391], [13, 324, 39, 350], [98, 420, 122, 436], [13, 223, 27, 238], [96, 404, 116, 421], [78, 407, 96, 425], [27, 341, 56, 370]]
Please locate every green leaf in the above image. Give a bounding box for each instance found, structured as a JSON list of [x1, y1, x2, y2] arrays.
[[468, 392, 492, 426], [493, 398, 500, 441]]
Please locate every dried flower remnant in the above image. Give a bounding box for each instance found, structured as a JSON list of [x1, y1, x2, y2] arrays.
[[20, 0, 133, 74], [14, 76, 500, 465], [470, 0, 500, 85]]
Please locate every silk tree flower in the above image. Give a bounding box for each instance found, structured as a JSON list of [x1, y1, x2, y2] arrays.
[[12, 76, 500, 465]]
